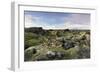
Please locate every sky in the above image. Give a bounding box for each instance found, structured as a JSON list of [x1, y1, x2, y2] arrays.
[[24, 11, 90, 29]]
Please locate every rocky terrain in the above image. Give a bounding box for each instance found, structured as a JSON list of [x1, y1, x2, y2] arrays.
[[24, 27, 90, 61]]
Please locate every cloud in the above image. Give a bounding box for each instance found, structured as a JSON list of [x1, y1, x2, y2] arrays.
[[25, 15, 34, 28], [25, 14, 43, 28], [25, 14, 54, 29], [43, 22, 90, 30], [64, 13, 90, 25], [64, 22, 90, 29]]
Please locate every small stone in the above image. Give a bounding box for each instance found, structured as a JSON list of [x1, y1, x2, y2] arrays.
[[56, 52, 65, 59], [46, 51, 56, 59]]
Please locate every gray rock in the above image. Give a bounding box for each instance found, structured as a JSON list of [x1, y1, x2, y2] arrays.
[[46, 51, 56, 59], [62, 41, 74, 50], [55, 52, 65, 59]]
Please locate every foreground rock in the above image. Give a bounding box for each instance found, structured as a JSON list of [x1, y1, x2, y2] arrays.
[[46, 51, 65, 60], [46, 51, 56, 59]]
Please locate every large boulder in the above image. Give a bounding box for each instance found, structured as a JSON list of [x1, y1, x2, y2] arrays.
[[24, 49, 33, 61], [24, 46, 38, 61]]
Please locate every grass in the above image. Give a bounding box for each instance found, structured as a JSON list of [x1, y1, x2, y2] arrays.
[[24, 27, 90, 61]]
